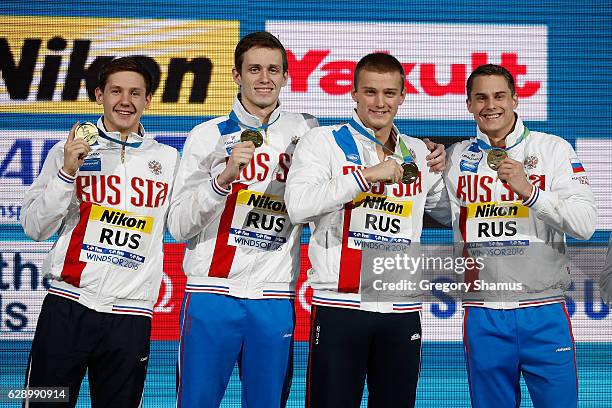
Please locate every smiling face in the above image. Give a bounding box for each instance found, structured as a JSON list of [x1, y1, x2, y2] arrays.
[[95, 71, 151, 137], [351, 69, 405, 134], [467, 74, 518, 144], [232, 46, 287, 119]]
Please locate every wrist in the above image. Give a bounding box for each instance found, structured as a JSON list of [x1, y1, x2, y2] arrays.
[[61, 166, 77, 177]]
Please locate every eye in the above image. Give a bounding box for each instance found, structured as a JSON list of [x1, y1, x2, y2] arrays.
[[249, 67, 259, 74], [386, 91, 396, 97], [269, 67, 280, 74], [111, 89, 120, 94]]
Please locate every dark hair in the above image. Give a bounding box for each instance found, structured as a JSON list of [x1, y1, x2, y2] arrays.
[[466, 64, 516, 99], [353, 53, 405, 91], [234, 31, 288, 73], [98, 57, 154, 96]]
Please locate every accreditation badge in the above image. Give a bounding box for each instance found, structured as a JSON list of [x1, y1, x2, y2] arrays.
[[79, 204, 155, 270], [348, 192, 413, 251], [464, 200, 531, 257], [228, 190, 292, 251]]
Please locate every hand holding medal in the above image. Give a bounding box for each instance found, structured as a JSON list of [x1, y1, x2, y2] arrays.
[[62, 122, 93, 176], [495, 157, 534, 198]]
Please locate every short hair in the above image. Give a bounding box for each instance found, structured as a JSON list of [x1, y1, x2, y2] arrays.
[[353, 53, 405, 91], [98, 57, 154, 96], [466, 64, 516, 99], [234, 31, 288, 73]]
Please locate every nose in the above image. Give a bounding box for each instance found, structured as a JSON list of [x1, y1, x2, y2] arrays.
[[259, 69, 271, 83], [484, 97, 495, 110], [120, 91, 130, 105], [374, 92, 384, 107]]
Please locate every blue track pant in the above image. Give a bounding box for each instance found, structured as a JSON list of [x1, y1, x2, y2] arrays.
[[463, 303, 577, 408], [176, 293, 295, 408]]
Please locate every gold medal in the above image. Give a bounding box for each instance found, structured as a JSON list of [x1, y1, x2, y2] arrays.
[[487, 149, 507, 170], [401, 162, 419, 184], [240, 130, 263, 148], [75, 122, 98, 146]]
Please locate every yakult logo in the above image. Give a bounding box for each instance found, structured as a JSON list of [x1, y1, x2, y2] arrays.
[[268, 21, 547, 120]]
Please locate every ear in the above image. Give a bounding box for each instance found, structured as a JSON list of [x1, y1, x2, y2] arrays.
[[280, 70, 288, 88], [398, 88, 406, 106], [95, 87, 103, 105], [144, 93, 152, 110], [512, 93, 518, 109], [466, 97, 473, 113], [351, 87, 358, 103], [232, 67, 242, 87]]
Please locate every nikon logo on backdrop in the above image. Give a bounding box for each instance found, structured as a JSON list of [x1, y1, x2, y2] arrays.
[[0, 16, 238, 115]]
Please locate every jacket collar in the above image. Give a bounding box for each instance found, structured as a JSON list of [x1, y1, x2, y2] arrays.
[[348, 110, 401, 150], [475, 114, 525, 149], [95, 117, 147, 148], [231, 94, 282, 129]]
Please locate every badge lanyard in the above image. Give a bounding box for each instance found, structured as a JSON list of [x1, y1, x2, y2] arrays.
[[347, 118, 414, 165], [476, 126, 530, 154]]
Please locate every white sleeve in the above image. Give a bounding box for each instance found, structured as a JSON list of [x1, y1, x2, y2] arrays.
[[524, 139, 597, 240], [424, 170, 452, 227], [285, 128, 368, 224], [166, 124, 230, 242], [20, 142, 76, 241], [600, 234, 612, 306]]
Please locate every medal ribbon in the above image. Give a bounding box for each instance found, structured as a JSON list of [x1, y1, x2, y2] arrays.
[[347, 118, 414, 165], [476, 126, 530, 153], [228, 110, 281, 132], [96, 128, 142, 147]]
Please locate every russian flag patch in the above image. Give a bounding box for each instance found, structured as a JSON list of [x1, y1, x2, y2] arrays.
[[570, 158, 585, 173]]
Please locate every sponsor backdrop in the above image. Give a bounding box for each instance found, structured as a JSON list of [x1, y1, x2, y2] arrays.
[[1, 0, 611, 406]]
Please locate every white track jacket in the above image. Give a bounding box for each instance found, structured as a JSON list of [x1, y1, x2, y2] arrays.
[[167, 97, 318, 299], [21, 118, 179, 318]]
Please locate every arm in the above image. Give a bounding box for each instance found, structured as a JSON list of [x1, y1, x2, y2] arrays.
[[425, 171, 452, 227], [21, 142, 76, 241], [20, 123, 90, 241], [285, 128, 369, 225], [522, 140, 597, 240], [166, 124, 249, 242]]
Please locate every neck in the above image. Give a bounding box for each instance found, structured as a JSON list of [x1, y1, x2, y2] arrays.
[[374, 126, 395, 151], [483, 116, 517, 148], [102, 118, 134, 141], [240, 96, 277, 125]]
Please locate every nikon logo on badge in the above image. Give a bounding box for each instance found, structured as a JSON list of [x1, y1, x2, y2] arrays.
[[0, 16, 238, 116], [474, 203, 518, 218], [100, 210, 149, 231], [245, 192, 288, 214], [468, 201, 528, 219], [89, 206, 153, 234]]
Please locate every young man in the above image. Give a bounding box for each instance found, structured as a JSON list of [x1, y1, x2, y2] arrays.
[[168, 32, 318, 407], [285, 53, 449, 407], [444, 64, 597, 407], [21, 57, 180, 407]]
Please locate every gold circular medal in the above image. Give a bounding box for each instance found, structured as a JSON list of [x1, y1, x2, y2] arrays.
[[240, 130, 263, 148], [487, 149, 507, 170], [75, 122, 98, 146], [401, 162, 419, 184]]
